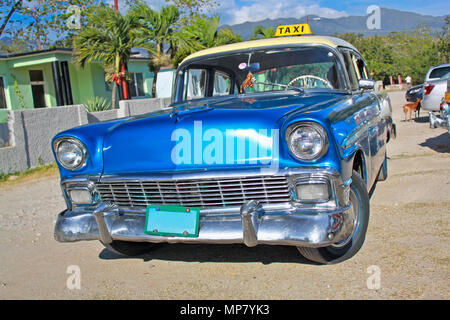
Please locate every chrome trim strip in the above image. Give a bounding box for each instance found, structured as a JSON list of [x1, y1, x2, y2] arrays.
[[97, 167, 339, 182]]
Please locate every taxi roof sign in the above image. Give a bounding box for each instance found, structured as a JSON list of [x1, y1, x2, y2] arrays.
[[275, 24, 312, 37]]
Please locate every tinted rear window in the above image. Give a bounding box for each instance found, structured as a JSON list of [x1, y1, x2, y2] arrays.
[[429, 66, 450, 79]]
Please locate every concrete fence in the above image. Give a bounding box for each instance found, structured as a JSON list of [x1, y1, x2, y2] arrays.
[[0, 97, 171, 174]]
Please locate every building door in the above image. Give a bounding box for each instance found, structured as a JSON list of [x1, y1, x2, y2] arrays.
[[29, 70, 46, 108], [0, 77, 7, 109]]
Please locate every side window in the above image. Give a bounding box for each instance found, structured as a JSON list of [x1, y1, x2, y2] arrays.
[[352, 54, 370, 80], [340, 50, 359, 91], [213, 71, 232, 96], [429, 67, 450, 79], [183, 69, 207, 100]]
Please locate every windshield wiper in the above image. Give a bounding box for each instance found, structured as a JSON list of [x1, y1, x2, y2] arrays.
[[254, 81, 305, 94]]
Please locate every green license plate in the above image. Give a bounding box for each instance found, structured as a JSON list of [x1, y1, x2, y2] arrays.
[[144, 205, 199, 238]]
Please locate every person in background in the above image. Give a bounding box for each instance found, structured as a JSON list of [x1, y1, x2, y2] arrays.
[[405, 75, 412, 88]]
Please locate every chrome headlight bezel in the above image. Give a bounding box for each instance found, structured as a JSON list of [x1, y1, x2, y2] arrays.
[[53, 137, 88, 171], [285, 122, 329, 161], [63, 182, 99, 207]]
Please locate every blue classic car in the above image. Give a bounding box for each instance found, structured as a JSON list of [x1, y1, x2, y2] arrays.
[[52, 27, 396, 264]]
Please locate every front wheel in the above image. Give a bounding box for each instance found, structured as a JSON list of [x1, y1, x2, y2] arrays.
[[297, 170, 370, 264], [102, 240, 161, 256]]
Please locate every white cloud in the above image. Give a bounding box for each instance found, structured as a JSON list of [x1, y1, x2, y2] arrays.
[[103, 0, 348, 26], [216, 0, 348, 25]]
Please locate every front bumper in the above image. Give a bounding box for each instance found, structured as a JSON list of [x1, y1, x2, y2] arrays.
[[429, 111, 450, 131], [54, 168, 355, 248], [55, 201, 353, 248]]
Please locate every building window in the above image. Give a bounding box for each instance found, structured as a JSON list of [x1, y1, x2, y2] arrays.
[[29, 70, 46, 108], [129, 72, 145, 97], [0, 77, 7, 109]]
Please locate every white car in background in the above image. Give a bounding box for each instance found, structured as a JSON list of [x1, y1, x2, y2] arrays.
[[422, 64, 450, 112]]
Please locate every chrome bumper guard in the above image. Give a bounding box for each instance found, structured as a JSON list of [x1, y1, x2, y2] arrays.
[[429, 112, 450, 130], [55, 200, 354, 248]]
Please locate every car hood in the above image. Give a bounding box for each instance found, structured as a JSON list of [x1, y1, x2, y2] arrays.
[[101, 92, 346, 175]]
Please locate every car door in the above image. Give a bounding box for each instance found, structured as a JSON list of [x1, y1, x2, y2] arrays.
[[352, 51, 387, 186], [340, 48, 384, 188]]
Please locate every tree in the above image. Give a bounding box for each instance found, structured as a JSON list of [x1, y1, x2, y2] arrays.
[[0, 38, 28, 54], [1, 0, 106, 51], [249, 26, 276, 40], [73, 6, 150, 109], [167, 0, 218, 18], [388, 24, 440, 84], [335, 25, 443, 85], [0, 0, 22, 37], [132, 4, 184, 97], [437, 16, 449, 64], [131, 3, 241, 97], [174, 15, 242, 66]]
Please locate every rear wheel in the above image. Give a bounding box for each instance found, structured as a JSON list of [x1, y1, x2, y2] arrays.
[[102, 240, 161, 256], [297, 170, 370, 264]]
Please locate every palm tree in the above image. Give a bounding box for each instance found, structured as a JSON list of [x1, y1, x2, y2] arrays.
[[73, 7, 149, 109], [131, 4, 186, 97], [250, 25, 276, 40], [173, 15, 242, 66]]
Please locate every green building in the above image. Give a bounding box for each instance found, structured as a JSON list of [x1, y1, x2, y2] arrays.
[[0, 48, 154, 122]]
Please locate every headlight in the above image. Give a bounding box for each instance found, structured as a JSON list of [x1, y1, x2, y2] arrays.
[[286, 122, 328, 161], [53, 138, 87, 170]]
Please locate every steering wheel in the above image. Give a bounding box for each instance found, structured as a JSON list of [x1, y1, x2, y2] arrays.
[[288, 75, 333, 89]]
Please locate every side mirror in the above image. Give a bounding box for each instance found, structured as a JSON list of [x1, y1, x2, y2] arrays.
[[359, 79, 375, 90]]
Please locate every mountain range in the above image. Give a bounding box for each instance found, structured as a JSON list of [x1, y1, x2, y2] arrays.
[[222, 8, 448, 39]]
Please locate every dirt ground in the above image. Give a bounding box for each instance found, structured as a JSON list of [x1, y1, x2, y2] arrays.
[[0, 91, 448, 300]]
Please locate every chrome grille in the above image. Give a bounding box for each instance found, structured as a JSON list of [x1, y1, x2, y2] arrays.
[[95, 176, 291, 208]]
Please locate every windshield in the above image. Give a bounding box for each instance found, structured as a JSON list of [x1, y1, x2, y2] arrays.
[[177, 46, 343, 102]]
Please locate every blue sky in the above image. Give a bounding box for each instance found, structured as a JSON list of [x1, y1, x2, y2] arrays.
[[3, 0, 449, 33], [317, 0, 449, 16], [209, 0, 450, 25]]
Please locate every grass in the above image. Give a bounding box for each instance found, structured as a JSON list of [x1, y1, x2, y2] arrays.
[[0, 162, 59, 186]]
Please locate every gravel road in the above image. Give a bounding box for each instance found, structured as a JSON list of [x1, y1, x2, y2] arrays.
[[0, 91, 449, 300]]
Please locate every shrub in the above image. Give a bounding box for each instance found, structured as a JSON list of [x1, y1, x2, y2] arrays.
[[84, 96, 111, 112]]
